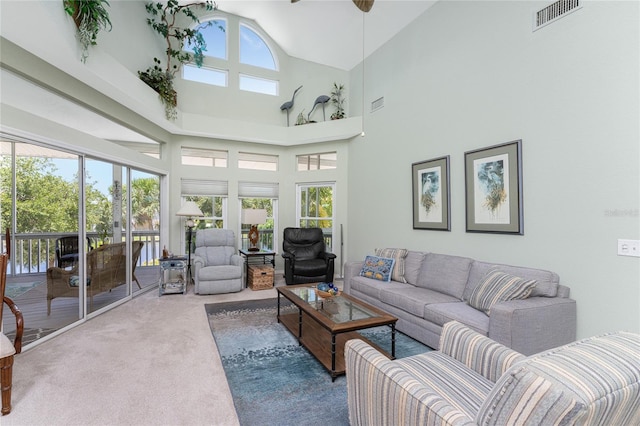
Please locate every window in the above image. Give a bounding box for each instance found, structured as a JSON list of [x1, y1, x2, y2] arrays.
[[239, 24, 276, 70], [239, 74, 278, 96], [180, 179, 228, 230], [188, 19, 227, 60], [183, 64, 227, 87], [297, 152, 337, 171], [238, 152, 278, 171], [296, 183, 335, 253], [239, 181, 279, 251], [181, 147, 228, 167], [184, 195, 225, 229], [183, 16, 279, 96]]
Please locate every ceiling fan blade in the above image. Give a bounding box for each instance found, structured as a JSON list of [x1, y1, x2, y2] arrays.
[[353, 0, 374, 12], [291, 0, 300, 3]]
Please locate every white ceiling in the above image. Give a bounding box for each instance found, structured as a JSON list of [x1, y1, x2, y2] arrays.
[[214, 0, 437, 71], [2, 1, 437, 145]]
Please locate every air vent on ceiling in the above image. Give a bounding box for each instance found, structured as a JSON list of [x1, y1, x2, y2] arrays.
[[533, 0, 582, 31], [371, 96, 384, 112]]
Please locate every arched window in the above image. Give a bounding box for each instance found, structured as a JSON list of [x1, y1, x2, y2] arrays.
[[240, 24, 276, 70], [182, 16, 279, 96]]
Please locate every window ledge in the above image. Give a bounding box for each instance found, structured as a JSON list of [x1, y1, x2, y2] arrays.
[[179, 113, 363, 146]]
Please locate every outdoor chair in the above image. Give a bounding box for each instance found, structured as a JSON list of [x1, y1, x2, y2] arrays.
[[55, 236, 93, 269], [46, 241, 143, 314], [282, 227, 336, 285]]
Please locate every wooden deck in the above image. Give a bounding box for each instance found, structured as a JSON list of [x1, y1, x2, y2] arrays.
[[3, 266, 160, 346]]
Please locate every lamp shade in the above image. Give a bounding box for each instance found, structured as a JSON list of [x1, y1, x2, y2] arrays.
[[176, 201, 204, 217], [241, 209, 268, 225]]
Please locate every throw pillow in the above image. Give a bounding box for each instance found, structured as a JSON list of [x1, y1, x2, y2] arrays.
[[468, 269, 536, 315], [359, 255, 396, 282], [69, 275, 91, 287], [375, 248, 409, 283]]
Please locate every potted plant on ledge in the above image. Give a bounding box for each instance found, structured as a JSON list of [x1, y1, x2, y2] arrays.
[[330, 82, 346, 120], [63, 0, 112, 63], [138, 0, 221, 121]]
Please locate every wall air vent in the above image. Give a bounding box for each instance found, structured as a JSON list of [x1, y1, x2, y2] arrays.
[[371, 96, 384, 113], [534, 0, 582, 31]]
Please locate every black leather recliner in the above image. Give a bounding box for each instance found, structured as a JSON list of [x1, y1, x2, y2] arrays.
[[282, 227, 336, 285]]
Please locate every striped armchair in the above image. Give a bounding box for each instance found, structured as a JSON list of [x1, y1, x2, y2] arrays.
[[345, 321, 640, 426]]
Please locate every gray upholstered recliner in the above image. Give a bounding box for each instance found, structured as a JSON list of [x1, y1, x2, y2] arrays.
[[193, 229, 244, 295]]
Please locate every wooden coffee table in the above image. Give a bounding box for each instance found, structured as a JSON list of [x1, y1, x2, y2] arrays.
[[277, 284, 398, 381]]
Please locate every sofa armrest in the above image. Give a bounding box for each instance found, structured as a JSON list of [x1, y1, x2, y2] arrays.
[[439, 321, 525, 383], [489, 297, 577, 356], [343, 261, 364, 294], [193, 255, 204, 268], [345, 339, 475, 426], [230, 254, 243, 267]]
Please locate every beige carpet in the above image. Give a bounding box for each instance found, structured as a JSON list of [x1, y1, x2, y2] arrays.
[[4, 284, 286, 426]]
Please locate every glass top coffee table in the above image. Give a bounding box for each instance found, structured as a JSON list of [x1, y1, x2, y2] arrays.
[[277, 284, 398, 381]]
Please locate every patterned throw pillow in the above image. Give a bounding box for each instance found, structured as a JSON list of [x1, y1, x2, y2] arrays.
[[375, 248, 409, 283], [359, 255, 396, 282], [468, 269, 536, 315], [69, 276, 91, 287]]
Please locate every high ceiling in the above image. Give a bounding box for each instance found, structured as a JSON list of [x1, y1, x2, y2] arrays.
[[2, 1, 438, 146], [218, 0, 437, 70]]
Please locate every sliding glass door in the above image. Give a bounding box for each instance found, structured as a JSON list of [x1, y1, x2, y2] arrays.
[[1, 136, 163, 347]]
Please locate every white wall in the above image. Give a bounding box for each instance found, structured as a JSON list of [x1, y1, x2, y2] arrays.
[[347, 0, 640, 338], [167, 136, 351, 272]]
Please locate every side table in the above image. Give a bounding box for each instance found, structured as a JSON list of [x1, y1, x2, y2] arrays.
[[159, 256, 188, 296], [239, 249, 275, 288]]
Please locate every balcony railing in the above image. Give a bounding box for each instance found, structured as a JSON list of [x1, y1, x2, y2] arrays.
[[3, 228, 333, 276], [1, 231, 160, 276], [238, 228, 333, 253]]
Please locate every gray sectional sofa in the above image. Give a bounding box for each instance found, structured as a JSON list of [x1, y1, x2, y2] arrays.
[[344, 251, 577, 355]]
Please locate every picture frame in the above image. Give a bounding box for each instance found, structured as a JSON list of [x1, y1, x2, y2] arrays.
[[412, 156, 451, 231], [464, 140, 523, 234]]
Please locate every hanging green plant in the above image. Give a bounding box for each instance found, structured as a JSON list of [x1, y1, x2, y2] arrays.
[[63, 0, 112, 63], [139, 0, 222, 121]]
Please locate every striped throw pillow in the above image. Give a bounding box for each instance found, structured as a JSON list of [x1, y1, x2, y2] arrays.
[[375, 248, 408, 283], [468, 269, 536, 315]]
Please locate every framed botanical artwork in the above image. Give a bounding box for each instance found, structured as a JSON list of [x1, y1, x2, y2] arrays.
[[412, 156, 451, 231], [464, 140, 523, 234]]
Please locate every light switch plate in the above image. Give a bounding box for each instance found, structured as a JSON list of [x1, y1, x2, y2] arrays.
[[618, 239, 640, 257]]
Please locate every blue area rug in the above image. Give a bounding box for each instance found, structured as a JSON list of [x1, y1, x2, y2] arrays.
[[6, 282, 42, 299], [206, 298, 430, 426]]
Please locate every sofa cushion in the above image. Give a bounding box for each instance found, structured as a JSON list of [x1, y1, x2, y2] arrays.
[[1, 332, 16, 358], [423, 302, 490, 335], [199, 265, 241, 281], [476, 367, 585, 425], [465, 261, 559, 300], [396, 351, 494, 419], [375, 248, 408, 283], [379, 287, 459, 317], [479, 330, 640, 426], [404, 251, 426, 285], [416, 253, 473, 300], [350, 276, 409, 300], [359, 255, 395, 282], [468, 269, 536, 315]]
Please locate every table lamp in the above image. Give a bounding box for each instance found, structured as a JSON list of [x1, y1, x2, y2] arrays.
[[242, 209, 268, 252], [176, 201, 204, 283]]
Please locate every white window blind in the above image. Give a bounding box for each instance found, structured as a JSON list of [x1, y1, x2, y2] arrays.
[[238, 181, 279, 198], [181, 178, 228, 196]]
